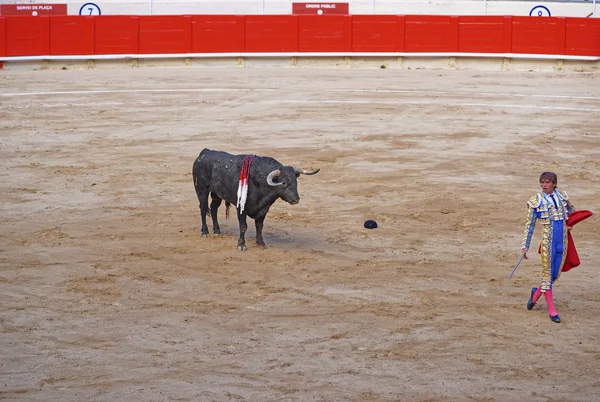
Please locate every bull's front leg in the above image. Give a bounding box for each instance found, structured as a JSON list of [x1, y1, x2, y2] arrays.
[[255, 215, 267, 248], [237, 211, 248, 251]]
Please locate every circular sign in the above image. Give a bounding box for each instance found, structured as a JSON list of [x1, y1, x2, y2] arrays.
[[79, 2, 101, 15], [529, 5, 551, 17]]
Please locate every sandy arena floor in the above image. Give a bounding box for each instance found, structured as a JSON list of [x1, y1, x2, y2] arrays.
[[1, 67, 600, 401]]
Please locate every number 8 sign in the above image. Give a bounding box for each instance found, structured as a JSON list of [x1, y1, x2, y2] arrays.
[[529, 5, 551, 17], [79, 2, 102, 15]]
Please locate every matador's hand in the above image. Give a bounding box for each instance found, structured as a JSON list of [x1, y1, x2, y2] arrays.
[[521, 247, 529, 259]]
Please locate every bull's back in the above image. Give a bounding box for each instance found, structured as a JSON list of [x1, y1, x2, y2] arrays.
[[194, 149, 243, 203]]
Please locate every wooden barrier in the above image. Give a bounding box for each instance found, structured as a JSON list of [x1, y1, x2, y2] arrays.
[[351, 15, 403, 52], [0, 17, 6, 57], [5, 16, 50, 56], [95, 16, 139, 55], [139, 16, 192, 54], [49, 16, 95, 55], [191, 15, 244, 53], [565, 17, 600, 56], [245, 16, 299, 52], [0, 15, 599, 58]]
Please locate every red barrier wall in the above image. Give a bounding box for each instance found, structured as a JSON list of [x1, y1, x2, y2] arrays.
[[139, 16, 192, 54], [405, 15, 459, 52], [95, 16, 139, 54], [298, 15, 351, 52], [511, 16, 566, 55], [6, 16, 49, 56], [50, 16, 94, 55], [0, 17, 6, 57], [351, 16, 403, 52], [1, 15, 599, 58], [566, 18, 600, 56], [245, 16, 298, 52], [458, 16, 511, 53], [192, 15, 244, 53]]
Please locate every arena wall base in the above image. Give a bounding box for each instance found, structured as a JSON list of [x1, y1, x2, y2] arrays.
[[560, 60, 600, 72], [292, 57, 350, 68], [189, 57, 241, 68], [1, 60, 47, 71], [454, 57, 505, 71], [243, 57, 294, 68], [93, 59, 143, 69], [347, 57, 400, 69], [1, 56, 599, 72], [502, 58, 561, 72]]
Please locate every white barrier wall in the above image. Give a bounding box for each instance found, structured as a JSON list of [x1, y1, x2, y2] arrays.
[[0, 0, 597, 18]]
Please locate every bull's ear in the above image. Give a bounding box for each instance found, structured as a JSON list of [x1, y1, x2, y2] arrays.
[[295, 172, 300, 178]]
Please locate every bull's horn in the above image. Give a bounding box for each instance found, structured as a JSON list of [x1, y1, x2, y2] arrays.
[[294, 167, 320, 175], [267, 170, 283, 186]]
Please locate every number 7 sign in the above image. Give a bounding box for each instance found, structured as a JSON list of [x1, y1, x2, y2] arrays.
[[79, 2, 101, 15]]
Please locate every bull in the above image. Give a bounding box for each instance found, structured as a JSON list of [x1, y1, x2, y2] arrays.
[[192, 148, 320, 251]]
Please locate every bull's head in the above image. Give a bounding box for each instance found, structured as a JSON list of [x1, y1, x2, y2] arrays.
[[266, 166, 320, 204]]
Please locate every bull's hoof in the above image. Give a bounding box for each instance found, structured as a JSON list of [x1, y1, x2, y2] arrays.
[[256, 243, 268, 249], [213, 233, 222, 237], [202, 233, 210, 238], [213, 229, 221, 235], [237, 245, 248, 252]]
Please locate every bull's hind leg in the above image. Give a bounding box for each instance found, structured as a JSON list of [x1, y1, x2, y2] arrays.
[[236, 211, 248, 251], [210, 194, 222, 235], [193, 160, 211, 237], [195, 188, 210, 237]]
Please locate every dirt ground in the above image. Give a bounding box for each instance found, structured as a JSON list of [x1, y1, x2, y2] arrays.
[[1, 67, 600, 401]]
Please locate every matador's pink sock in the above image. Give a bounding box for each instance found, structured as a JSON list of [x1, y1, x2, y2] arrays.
[[544, 289, 558, 317], [532, 288, 543, 303]]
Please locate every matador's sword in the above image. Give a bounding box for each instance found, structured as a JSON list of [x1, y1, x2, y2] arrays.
[[508, 254, 526, 280]]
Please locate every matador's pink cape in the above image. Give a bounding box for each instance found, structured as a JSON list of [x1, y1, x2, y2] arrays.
[[538, 210, 593, 272]]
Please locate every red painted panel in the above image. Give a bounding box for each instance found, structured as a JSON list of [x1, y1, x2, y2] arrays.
[[0, 4, 67, 16], [95, 16, 139, 54], [0, 17, 6, 57], [139, 16, 192, 54], [565, 17, 600, 56], [292, 3, 349, 15], [351, 15, 403, 52], [404, 15, 458, 52], [6, 16, 49, 56], [49, 16, 95, 55], [192, 15, 244, 53], [458, 16, 506, 53], [298, 15, 351, 52], [245, 16, 298, 52], [511, 16, 564, 55], [503, 16, 513, 53], [397, 15, 405, 52]]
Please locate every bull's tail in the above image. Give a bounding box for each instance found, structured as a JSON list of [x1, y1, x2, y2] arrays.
[[225, 202, 231, 219], [192, 154, 202, 195]]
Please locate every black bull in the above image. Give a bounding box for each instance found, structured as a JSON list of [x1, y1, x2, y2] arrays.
[[192, 149, 320, 251]]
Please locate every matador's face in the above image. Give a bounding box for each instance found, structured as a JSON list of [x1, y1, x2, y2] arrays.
[[540, 179, 556, 194]]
